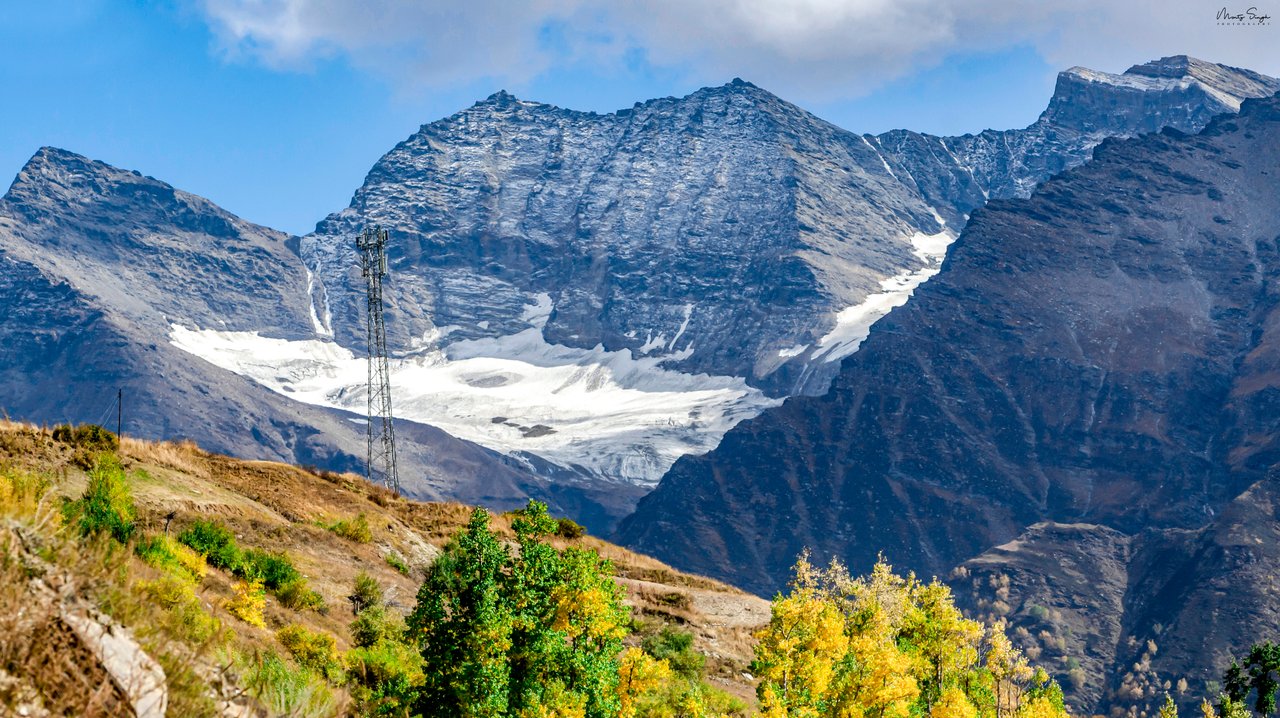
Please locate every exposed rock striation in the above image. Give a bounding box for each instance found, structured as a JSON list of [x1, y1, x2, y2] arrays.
[[954, 469, 1280, 715], [303, 57, 1278, 399], [0, 149, 628, 530], [616, 88, 1280, 676]]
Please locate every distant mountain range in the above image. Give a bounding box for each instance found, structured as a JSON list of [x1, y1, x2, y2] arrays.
[[616, 85, 1280, 715], [0, 56, 1274, 539]]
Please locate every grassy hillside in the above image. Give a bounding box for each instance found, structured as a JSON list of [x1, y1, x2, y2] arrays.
[[0, 419, 767, 716]]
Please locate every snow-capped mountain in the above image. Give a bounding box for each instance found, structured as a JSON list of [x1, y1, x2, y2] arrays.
[[0, 148, 633, 532], [170, 56, 1277, 490], [3, 57, 1274, 528]]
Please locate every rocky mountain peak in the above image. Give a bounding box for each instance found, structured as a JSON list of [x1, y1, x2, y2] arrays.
[[4, 147, 245, 243], [8, 147, 133, 207], [1042, 57, 1280, 133], [1126, 54, 1203, 78], [475, 89, 521, 107]]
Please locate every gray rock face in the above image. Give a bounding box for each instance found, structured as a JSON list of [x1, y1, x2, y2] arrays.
[[0, 147, 315, 338], [0, 149, 636, 532], [616, 90, 1280, 623], [875, 56, 1280, 225], [302, 80, 943, 398], [953, 470, 1280, 716], [303, 57, 1277, 401]]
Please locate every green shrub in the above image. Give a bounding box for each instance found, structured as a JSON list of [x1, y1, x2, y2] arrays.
[[243, 549, 302, 591], [65, 453, 135, 542], [328, 513, 373, 543], [239, 650, 341, 718], [350, 604, 407, 649], [384, 552, 410, 576], [178, 519, 243, 571], [642, 626, 705, 679], [277, 577, 327, 613], [52, 423, 119, 452], [349, 571, 383, 614], [556, 517, 585, 539], [177, 519, 324, 612], [277, 624, 344, 682], [346, 640, 425, 716]]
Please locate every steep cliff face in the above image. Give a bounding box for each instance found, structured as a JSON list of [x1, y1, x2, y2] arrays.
[[616, 93, 1280, 602], [953, 470, 1280, 716]]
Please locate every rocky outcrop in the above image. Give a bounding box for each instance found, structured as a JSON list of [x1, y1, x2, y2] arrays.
[[2, 523, 167, 717], [616, 91, 1280, 624], [874, 56, 1280, 225]]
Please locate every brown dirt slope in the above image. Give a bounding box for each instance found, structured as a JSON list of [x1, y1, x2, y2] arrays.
[[0, 419, 768, 711]]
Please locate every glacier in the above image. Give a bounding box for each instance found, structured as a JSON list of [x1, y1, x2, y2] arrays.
[[170, 299, 780, 486]]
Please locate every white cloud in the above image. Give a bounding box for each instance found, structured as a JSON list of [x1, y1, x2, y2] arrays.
[[198, 0, 1280, 100]]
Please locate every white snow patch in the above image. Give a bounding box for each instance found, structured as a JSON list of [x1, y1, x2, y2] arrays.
[[638, 332, 667, 355], [777, 344, 807, 359], [169, 323, 780, 486], [667, 303, 694, 351], [305, 270, 333, 339], [521, 292, 554, 328], [814, 229, 956, 364]]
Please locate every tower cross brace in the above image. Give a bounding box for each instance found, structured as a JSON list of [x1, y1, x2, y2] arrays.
[[356, 226, 400, 495]]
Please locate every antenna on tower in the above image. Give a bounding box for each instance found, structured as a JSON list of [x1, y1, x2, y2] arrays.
[[356, 226, 400, 495]]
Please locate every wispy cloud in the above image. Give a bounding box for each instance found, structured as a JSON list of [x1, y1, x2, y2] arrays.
[[198, 0, 1280, 99]]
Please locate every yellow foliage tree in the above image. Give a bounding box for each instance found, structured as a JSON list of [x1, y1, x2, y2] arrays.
[[932, 687, 979, 718], [617, 647, 672, 718], [754, 554, 1070, 718], [225, 579, 266, 628]]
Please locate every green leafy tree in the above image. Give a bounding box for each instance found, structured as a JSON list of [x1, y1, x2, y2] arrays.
[[1220, 642, 1280, 718], [409, 507, 513, 717], [407, 501, 632, 718]]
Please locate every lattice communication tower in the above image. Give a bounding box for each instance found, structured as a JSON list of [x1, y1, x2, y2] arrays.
[[356, 226, 400, 494]]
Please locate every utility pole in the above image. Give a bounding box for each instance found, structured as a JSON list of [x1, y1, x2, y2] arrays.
[[117, 388, 122, 439], [356, 226, 400, 495]]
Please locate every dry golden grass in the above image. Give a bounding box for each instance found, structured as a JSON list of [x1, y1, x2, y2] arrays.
[[0, 422, 770, 711], [120, 436, 209, 478]]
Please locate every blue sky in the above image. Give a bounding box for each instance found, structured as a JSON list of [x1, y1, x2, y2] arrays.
[[1, 1, 1274, 235]]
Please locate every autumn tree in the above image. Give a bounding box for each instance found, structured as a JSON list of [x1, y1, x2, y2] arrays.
[[754, 553, 1069, 718]]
